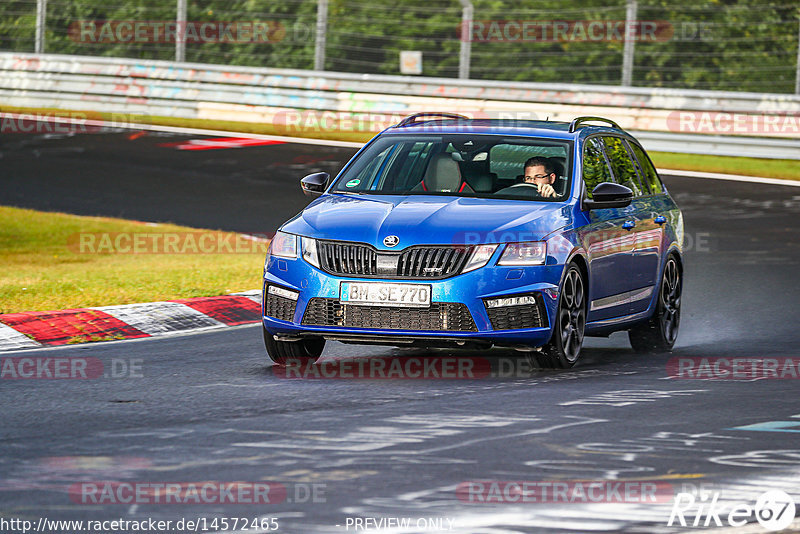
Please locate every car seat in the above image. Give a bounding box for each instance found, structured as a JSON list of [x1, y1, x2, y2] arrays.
[[413, 153, 474, 193]]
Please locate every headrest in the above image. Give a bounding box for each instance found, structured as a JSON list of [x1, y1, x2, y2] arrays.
[[548, 157, 566, 177], [424, 153, 462, 192]]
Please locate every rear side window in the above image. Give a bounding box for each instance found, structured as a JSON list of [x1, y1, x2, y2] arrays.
[[601, 136, 644, 196], [490, 143, 567, 181], [629, 142, 664, 195], [582, 137, 613, 199]]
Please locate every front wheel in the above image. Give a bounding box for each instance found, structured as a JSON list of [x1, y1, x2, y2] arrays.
[[535, 264, 586, 369], [263, 327, 325, 366], [629, 255, 682, 353]]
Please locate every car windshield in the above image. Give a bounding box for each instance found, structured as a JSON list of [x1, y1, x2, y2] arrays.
[[331, 135, 572, 201]]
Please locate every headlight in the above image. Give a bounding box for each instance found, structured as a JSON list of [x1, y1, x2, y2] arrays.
[[462, 244, 499, 273], [268, 231, 298, 259], [498, 242, 547, 266], [301, 237, 320, 268]]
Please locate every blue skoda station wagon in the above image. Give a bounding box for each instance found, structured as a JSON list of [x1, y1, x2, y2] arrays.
[[262, 114, 683, 368]]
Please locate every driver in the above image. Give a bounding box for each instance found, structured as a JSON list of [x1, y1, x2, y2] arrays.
[[522, 157, 558, 198]]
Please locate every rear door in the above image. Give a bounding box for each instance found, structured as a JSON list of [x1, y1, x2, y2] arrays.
[[578, 136, 636, 322], [626, 140, 668, 313]]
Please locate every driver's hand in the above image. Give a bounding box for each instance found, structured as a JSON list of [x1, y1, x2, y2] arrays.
[[537, 183, 556, 198]]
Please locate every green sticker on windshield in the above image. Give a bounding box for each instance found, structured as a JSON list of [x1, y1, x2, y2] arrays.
[[345, 179, 360, 188]]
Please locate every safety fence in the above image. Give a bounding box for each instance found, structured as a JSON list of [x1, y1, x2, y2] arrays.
[[1, 52, 799, 159]]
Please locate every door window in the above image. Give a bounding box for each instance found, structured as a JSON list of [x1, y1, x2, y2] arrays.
[[601, 136, 644, 196], [582, 137, 613, 199], [629, 142, 664, 195]]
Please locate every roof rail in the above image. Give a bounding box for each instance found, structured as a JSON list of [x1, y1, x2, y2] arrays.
[[396, 112, 469, 127], [568, 116, 622, 133]]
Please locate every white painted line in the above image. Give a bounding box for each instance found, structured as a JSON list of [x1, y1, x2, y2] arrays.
[[92, 302, 225, 336], [0, 323, 41, 351], [658, 168, 800, 187]]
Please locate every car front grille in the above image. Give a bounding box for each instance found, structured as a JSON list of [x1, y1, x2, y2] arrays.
[[397, 246, 471, 278], [264, 287, 297, 322], [302, 298, 477, 332], [317, 241, 471, 279], [485, 294, 547, 330], [318, 241, 378, 276]]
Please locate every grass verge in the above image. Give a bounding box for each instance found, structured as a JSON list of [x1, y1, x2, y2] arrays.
[[0, 206, 266, 314], [648, 151, 800, 181]]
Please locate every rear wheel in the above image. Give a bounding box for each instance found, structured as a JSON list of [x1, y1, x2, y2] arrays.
[[629, 255, 681, 353], [535, 264, 586, 369], [262, 327, 324, 366]]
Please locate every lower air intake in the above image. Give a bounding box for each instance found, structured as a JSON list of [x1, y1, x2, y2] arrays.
[[302, 299, 477, 332]]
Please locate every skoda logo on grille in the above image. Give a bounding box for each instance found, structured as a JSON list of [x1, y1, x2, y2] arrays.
[[383, 235, 400, 248]]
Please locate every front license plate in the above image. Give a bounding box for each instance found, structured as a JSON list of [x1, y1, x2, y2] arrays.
[[340, 282, 431, 308]]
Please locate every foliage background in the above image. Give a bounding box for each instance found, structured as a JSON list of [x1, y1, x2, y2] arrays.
[[1, 0, 798, 92]]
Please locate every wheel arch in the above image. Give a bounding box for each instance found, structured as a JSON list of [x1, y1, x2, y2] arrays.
[[565, 249, 590, 311]]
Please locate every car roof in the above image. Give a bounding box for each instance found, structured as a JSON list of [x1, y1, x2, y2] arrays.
[[385, 118, 628, 141]]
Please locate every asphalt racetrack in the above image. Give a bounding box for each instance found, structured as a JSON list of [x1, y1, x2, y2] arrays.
[[2, 127, 800, 533]]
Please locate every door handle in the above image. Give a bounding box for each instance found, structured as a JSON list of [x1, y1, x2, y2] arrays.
[[654, 215, 667, 225], [622, 220, 635, 231]]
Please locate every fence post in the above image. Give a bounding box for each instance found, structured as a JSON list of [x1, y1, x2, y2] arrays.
[[622, 0, 637, 86], [35, 0, 47, 53], [176, 0, 187, 62], [458, 0, 473, 79], [315, 0, 329, 71], [795, 17, 800, 94]]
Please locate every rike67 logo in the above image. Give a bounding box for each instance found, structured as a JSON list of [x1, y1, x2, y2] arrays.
[[669, 489, 795, 531]]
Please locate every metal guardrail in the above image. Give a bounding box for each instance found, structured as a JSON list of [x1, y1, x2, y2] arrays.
[[1, 52, 799, 160]]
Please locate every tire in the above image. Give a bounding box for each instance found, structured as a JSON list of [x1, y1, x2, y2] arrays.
[[629, 254, 682, 353], [262, 327, 325, 366], [535, 264, 586, 369]]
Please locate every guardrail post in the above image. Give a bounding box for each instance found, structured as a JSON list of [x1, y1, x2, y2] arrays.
[[622, 0, 637, 86], [176, 0, 187, 62], [35, 0, 47, 53], [315, 0, 328, 71], [458, 0, 473, 79], [795, 17, 800, 94]]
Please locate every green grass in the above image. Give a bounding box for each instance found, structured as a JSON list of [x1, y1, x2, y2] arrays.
[[0, 206, 266, 314], [649, 151, 800, 181], [3, 104, 797, 180]]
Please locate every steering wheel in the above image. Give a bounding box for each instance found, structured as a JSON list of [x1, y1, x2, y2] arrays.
[[506, 182, 547, 197]]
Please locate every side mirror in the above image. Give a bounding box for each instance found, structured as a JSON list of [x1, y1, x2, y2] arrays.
[[300, 172, 329, 198], [583, 182, 633, 210]]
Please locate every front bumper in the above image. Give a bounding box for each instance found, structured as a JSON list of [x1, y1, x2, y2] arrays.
[[262, 255, 564, 348]]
